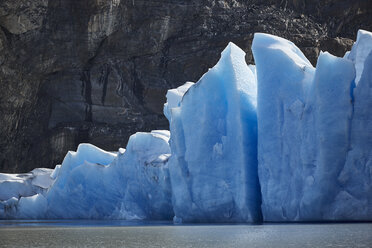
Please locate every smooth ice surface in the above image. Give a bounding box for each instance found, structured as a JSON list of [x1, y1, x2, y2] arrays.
[[338, 41, 372, 219], [164, 82, 194, 121], [18, 194, 47, 219], [108, 130, 173, 220], [46, 131, 172, 219], [168, 42, 261, 223], [253, 31, 372, 221], [50, 165, 61, 180]]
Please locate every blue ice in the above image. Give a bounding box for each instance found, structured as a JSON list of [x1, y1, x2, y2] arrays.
[[252, 30, 372, 221], [1, 30, 371, 222], [167, 42, 262, 223]]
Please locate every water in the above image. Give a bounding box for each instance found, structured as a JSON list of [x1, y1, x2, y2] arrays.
[[0, 221, 371, 247]]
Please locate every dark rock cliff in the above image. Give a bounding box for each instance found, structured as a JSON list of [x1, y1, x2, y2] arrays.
[[0, 0, 370, 172]]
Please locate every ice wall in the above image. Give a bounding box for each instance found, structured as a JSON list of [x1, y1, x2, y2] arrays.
[[167, 42, 262, 223], [1, 131, 173, 219], [337, 31, 372, 219], [109, 130, 173, 220], [0, 168, 53, 219], [0, 168, 54, 201], [1, 31, 371, 222], [163, 82, 194, 121], [46, 131, 173, 219], [252, 30, 372, 221]]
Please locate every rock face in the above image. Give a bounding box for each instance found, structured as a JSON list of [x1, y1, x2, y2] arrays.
[[278, 0, 372, 39], [0, 0, 368, 172]]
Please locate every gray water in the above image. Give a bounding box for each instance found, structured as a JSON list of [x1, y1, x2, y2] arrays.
[[0, 221, 371, 248]]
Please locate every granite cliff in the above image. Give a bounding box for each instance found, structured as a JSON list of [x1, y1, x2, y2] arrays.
[[0, 0, 371, 172]]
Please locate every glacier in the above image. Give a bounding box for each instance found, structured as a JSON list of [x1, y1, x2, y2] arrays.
[[163, 81, 194, 121], [0, 168, 54, 219], [166, 43, 261, 223], [0, 30, 371, 222], [1, 131, 173, 219], [252, 30, 372, 221], [0, 168, 54, 202]]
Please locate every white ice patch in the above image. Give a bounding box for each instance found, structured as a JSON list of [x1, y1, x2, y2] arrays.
[[347, 30, 372, 85], [164, 82, 194, 121]]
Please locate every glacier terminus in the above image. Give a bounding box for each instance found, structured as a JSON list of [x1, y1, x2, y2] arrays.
[[0, 30, 371, 223]]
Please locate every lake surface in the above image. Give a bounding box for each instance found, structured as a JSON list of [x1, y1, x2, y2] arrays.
[[0, 221, 371, 247]]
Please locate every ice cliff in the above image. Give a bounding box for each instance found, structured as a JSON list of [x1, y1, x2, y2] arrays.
[[0, 30, 371, 222], [252, 30, 372, 221], [1, 132, 173, 219], [167, 43, 261, 223]]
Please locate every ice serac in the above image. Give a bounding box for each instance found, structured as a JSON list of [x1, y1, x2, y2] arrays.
[[0, 168, 54, 201], [346, 30, 372, 85], [301, 52, 355, 219], [18, 194, 47, 219], [109, 130, 173, 220], [252, 31, 372, 221], [49, 143, 117, 191], [337, 32, 372, 219], [45, 143, 119, 219], [46, 131, 173, 219], [163, 82, 194, 121], [1, 131, 173, 219], [0, 168, 55, 219], [168, 42, 262, 223], [252, 33, 315, 221]]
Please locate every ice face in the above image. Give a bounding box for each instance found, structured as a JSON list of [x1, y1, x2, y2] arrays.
[[1, 131, 173, 219], [168, 42, 262, 223], [252, 33, 315, 221], [252, 31, 372, 221], [1, 30, 372, 222], [44, 143, 118, 218], [52, 143, 117, 189], [0, 168, 54, 201], [18, 194, 47, 219], [337, 46, 372, 219], [164, 82, 194, 121], [46, 131, 173, 219], [109, 130, 173, 220], [346, 30, 372, 85], [301, 52, 355, 220]]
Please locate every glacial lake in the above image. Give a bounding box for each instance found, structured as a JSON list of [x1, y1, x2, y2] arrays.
[[0, 221, 371, 247]]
